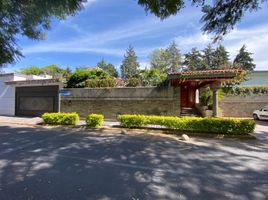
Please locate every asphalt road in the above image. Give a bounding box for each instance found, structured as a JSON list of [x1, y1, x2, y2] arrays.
[[0, 122, 268, 200]]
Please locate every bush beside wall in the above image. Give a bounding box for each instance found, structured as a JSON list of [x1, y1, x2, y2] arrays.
[[42, 112, 79, 125], [118, 115, 255, 135], [86, 114, 104, 127]]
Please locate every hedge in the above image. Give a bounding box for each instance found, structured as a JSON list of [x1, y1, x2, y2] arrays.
[[86, 114, 104, 127], [42, 112, 79, 125], [118, 115, 256, 135]]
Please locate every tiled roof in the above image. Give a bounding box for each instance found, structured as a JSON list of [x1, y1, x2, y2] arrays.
[[168, 69, 243, 80]]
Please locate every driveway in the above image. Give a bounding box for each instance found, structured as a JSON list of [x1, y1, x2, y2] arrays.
[[0, 121, 267, 200]]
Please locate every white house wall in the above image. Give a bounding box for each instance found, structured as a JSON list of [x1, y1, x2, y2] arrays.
[[0, 75, 16, 115]]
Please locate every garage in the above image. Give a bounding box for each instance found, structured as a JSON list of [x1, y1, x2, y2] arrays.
[[0, 73, 62, 117], [15, 86, 59, 117]]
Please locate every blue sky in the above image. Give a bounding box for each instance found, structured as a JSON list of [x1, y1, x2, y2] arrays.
[[5, 0, 268, 72]]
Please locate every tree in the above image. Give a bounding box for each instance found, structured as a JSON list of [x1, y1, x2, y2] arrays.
[[0, 0, 84, 66], [150, 41, 182, 73], [97, 59, 118, 77], [233, 45, 256, 72], [66, 67, 110, 88], [120, 46, 140, 78], [201, 44, 216, 70], [137, 0, 266, 40], [62, 67, 73, 79], [214, 45, 230, 69], [184, 48, 203, 71], [138, 69, 167, 86], [165, 41, 182, 73], [149, 49, 168, 72], [19, 66, 44, 75], [42, 64, 63, 77]]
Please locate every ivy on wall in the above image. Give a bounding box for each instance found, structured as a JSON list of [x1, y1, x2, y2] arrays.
[[223, 86, 268, 96]]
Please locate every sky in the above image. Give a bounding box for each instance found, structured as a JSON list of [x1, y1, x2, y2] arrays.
[[5, 0, 268, 72]]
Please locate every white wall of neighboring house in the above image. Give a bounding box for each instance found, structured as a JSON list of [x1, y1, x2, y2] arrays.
[[0, 74, 17, 115], [0, 73, 52, 116]]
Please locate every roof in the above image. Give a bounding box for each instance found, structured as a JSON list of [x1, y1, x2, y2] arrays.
[[168, 69, 243, 80]]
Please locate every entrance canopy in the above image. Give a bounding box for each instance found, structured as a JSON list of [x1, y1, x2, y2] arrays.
[[168, 69, 243, 88], [168, 69, 243, 117]]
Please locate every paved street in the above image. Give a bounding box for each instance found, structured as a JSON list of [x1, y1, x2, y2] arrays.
[[0, 121, 267, 200]]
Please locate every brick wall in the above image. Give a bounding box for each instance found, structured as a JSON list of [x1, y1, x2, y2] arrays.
[[61, 87, 180, 119], [220, 95, 268, 117]]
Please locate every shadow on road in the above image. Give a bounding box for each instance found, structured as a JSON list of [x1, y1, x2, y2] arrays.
[[0, 125, 267, 200]]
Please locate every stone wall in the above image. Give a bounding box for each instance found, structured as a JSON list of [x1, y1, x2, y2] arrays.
[[61, 87, 180, 119], [220, 95, 268, 117]]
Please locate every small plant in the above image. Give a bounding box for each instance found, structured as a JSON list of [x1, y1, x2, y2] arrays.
[[86, 114, 104, 128], [42, 112, 79, 125]]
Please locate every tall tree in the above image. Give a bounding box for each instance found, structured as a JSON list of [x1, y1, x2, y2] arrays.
[[149, 49, 168, 72], [184, 48, 203, 71], [120, 46, 140, 78], [149, 41, 182, 73], [97, 59, 118, 77], [0, 0, 84, 66], [202, 44, 216, 70], [137, 0, 266, 40], [214, 45, 230, 69], [165, 41, 182, 73], [233, 45, 256, 72]]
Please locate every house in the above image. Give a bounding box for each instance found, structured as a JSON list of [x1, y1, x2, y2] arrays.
[[0, 73, 61, 116]]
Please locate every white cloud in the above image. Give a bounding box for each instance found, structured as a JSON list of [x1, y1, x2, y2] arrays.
[[174, 23, 268, 70], [23, 11, 199, 57]]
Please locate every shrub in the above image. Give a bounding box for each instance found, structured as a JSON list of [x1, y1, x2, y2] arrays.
[[118, 115, 256, 135], [86, 114, 104, 128], [118, 115, 147, 128], [85, 78, 116, 88], [42, 112, 79, 125]]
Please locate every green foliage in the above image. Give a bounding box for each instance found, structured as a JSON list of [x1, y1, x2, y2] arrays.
[[138, 69, 167, 86], [86, 114, 104, 128], [19, 66, 44, 75], [150, 41, 182, 73], [120, 45, 140, 78], [223, 86, 268, 96], [233, 45, 256, 72], [0, 0, 84, 66], [97, 59, 118, 77], [126, 78, 141, 87], [85, 78, 116, 88], [184, 48, 203, 71], [118, 115, 256, 135], [19, 64, 66, 77], [138, 0, 264, 41], [118, 115, 147, 128], [42, 112, 79, 125], [200, 88, 224, 108], [66, 68, 110, 88], [42, 64, 63, 77]]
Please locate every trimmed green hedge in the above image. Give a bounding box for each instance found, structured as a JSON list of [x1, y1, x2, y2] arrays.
[[42, 112, 79, 125], [118, 115, 256, 135], [86, 114, 104, 127]]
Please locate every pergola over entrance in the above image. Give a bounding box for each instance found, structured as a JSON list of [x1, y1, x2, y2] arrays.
[[168, 69, 243, 117]]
